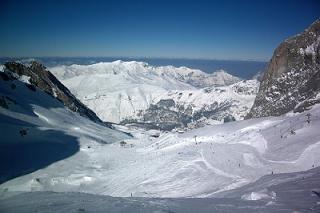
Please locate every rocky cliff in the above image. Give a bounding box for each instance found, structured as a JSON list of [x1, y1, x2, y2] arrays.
[[247, 19, 320, 118]]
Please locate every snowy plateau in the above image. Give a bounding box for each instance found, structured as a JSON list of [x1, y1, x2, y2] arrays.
[[0, 57, 320, 212]]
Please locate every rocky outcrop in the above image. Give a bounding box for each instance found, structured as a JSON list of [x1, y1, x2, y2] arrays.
[[3, 61, 105, 124], [247, 19, 320, 118]]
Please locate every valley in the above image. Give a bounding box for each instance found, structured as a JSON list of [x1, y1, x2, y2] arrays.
[[0, 16, 320, 213]]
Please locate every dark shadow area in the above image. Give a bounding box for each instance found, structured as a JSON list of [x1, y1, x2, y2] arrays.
[[0, 78, 86, 184], [0, 127, 79, 184], [0, 114, 37, 128]]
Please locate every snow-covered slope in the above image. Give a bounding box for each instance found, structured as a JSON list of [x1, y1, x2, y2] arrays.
[[2, 167, 320, 212], [1, 61, 320, 212], [122, 80, 258, 131], [1, 97, 319, 198], [49, 61, 250, 127], [152, 79, 258, 121], [50, 60, 241, 89], [0, 68, 130, 183], [3, 61, 104, 124]]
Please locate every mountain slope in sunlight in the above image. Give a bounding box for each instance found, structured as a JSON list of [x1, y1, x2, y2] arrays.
[[1, 92, 319, 198], [2, 167, 319, 213], [0, 67, 130, 184], [49, 61, 254, 129]]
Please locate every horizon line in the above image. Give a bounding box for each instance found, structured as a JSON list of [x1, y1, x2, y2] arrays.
[[0, 56, 269, 63]]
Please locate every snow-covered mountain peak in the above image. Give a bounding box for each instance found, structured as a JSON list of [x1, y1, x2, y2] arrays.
[[213, 69, 228, 74], [212, 69, 234, 77], [49, 61, 255, 126], [209, 69, 242, 85], [51, 61, 241, 88]]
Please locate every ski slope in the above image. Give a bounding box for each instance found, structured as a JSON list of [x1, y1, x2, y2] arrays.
[[1, 98, 320, 198], [2, 166, 320, 213], [1, 62, 320, 212]]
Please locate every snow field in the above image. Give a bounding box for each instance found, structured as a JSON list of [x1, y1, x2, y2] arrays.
[[2, 101, 320, 198]]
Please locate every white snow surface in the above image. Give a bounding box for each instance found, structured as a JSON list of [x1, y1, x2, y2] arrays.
[[49, 61, 252, 123], [0, 74, 131, 184], [1, 69, 320, 212], [1, 76, 320, 198], [1, 166, 320, 212], [155, 80, 259, 121], [17, 75, 31, 84]]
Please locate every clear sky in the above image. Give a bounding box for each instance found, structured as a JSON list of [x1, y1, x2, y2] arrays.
[[0, 0, 319, 61]]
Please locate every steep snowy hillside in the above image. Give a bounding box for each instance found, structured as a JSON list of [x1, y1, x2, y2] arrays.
[[49, 61, 252, 129], [3, 61, 103, 124], [0, 67, 130, 184], [1, 99, 319, 199]]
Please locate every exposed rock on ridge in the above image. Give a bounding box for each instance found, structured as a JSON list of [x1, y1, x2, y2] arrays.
[[247, 19, 320, 118], [3, 61, 104, 124]]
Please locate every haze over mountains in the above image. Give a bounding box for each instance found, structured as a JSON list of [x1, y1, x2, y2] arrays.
[[1, 15, 320, 213]]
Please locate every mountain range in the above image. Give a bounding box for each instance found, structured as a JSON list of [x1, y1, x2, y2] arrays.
[[1, 19, 320, 213], [50, 61, 257, 130]]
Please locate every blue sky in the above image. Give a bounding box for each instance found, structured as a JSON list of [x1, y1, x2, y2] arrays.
[[0, 0, 319, 61]]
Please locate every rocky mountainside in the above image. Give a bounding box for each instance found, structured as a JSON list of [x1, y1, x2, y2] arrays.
[[121, 80, 259, 131], [2, 61, 104, 124], [49, 61, 256, 130], [247, 19, 320, 118]]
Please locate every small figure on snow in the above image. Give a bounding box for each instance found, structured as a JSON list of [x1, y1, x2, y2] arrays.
[[306, 113, 311, 124]]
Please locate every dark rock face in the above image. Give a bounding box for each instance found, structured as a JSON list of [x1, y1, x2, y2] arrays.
[[3, 61, 104, 124], [247, 19, 320, 118]]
